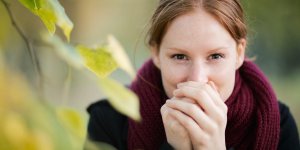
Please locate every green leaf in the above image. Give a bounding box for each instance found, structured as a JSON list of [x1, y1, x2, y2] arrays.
[[107, 35, 135, 78], [77, 45, 118, 78], [18, 0, 73, 41], [98, 78, 140, 121], [43, 33, 84, 69]]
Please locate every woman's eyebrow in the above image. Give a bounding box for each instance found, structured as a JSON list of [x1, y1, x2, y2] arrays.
[[166, 46, 230, 54], [166, 47, 190, 53], [208, 46, 230, 52]]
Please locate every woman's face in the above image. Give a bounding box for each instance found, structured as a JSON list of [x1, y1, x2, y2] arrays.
[[151, 8, 246, 101]]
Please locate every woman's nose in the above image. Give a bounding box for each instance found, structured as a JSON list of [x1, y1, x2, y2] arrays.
[[187, 63, 209, 83]]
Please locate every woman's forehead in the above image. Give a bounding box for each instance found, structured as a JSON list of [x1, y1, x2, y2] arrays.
[[161, 9, 235, 51]]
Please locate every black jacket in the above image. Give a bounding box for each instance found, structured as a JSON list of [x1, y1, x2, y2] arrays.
[[87, 100, 300, 150]]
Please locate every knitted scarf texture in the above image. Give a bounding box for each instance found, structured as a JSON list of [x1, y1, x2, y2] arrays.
[[128, 59, 280, 150]]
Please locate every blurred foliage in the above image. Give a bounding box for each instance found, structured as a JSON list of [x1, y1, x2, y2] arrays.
[[77, 45, 118, 78], [0, 59, 87, 150], [42, 32, 85, 69], [98, 77, 140, 121], [1, 0, 140, 149], [18, 0, 73, 41], [242, 0, 300, 76], [242, 0, 300, 130], [43, 33, 140, 121], [106, 35, 136, 78], [1, 0, 299, 148]]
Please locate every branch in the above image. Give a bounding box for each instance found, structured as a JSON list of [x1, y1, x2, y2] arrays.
[[1, 0, 43, 96]]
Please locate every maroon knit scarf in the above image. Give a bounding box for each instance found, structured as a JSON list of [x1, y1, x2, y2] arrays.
[[128, 59, 280, 150]]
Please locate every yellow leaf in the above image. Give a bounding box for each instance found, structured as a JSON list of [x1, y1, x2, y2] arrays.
[[107, 35, 136, 78], [3, 112, 29, 146], [18, 0, 74, 41], [56, 107, 87, 140], [77, 45, 118, 78], [99, 78, 140, 121], [0, 62, 33, 108], [43, 33, 84, 69], [32, 130, 54, 150]]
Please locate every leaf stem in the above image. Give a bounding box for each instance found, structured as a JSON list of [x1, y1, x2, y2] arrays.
[[62, 66, 72, 105], [1, 0, 44, 97]]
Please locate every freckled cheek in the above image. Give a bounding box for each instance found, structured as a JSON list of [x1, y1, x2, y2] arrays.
[[211, 67, 236, 101]]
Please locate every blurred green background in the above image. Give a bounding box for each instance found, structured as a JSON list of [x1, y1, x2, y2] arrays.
[[1, 0, 300, 131]]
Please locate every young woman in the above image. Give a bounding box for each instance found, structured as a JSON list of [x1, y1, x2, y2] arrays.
[[87, 0, 300, 149]]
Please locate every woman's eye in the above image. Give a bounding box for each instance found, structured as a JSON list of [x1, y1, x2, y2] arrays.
[[209, 53, 224, 60], [172, 54, 188, 60]]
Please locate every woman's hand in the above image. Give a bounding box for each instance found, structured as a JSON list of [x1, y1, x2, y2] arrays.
[[166, 81, 228, 150], [161, 102, 192, 150]]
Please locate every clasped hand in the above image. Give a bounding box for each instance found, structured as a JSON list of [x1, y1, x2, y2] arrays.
[[160, 81, 228, 150]]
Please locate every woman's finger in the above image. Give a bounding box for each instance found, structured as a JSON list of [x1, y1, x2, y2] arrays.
[[177, 81, 226, 111], [173, 86, 215, 113], [173, 86, 227, 126], [161, 104, 192, 149], [167, 99, 219, 134], [167, 104, 208, 146]]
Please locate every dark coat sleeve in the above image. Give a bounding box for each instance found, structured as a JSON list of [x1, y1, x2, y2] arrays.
[[86, 100, 173, 150], [87, 100, 128, 150], [86, 100, 299, 150], [278, 101, 300, 150]]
